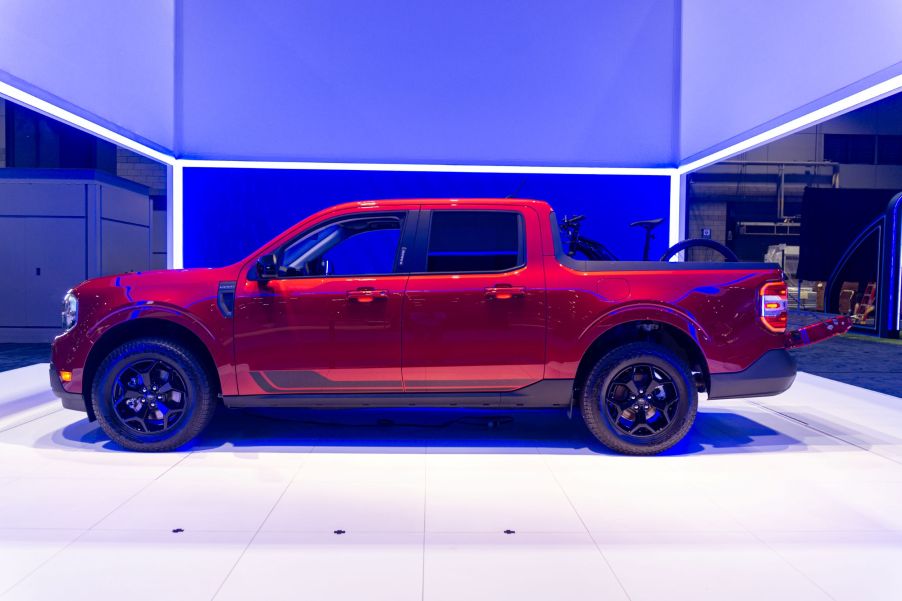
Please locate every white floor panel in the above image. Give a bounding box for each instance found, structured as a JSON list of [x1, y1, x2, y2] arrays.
[[425, 457, 586, 533], [0, 477, 148, 530], [0, 366, 900, 600], [424, 532, 629, 601], [262, 454, 426, 534], [2, 529, 253, 601], [96, 473, 294, 533], [559, 477, 747, 534], [0, 364, 60, 432], [215, 532, 424, 601], [757, 530, 902, 601], [598, 531, 833, 601], [0, 529, 83, 593]]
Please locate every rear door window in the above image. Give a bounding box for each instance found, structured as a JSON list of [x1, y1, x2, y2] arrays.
[[425, 211, 523, 273]]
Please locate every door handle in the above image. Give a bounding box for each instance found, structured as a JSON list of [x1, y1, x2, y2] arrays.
[[484, 285, 526, 300], [347, 287, 389, 303]]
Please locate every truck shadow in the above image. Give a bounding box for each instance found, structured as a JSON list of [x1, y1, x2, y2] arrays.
[[56, 407, 805, 455]]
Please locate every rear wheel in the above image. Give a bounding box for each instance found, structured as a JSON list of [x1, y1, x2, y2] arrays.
[[91, 338, 216, 451], [580, 342, 697, 455]]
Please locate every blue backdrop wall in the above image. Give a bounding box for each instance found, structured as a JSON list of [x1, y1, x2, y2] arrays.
[[183, 168, 670, 268]]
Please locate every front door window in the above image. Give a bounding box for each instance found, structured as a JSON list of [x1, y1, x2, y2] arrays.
[[280, 214, 404, 277]]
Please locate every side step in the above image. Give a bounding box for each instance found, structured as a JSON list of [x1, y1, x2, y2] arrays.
[[223, 379, 574, 409]]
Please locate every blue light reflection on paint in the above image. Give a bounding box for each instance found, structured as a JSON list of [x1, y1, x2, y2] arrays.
[[694, 286, 719, 295]]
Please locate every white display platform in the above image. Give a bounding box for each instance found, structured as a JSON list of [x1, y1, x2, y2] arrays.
[[0, 363, 900, 601]]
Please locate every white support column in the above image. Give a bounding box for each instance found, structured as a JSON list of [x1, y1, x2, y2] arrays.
[[669, 172, 687, 250], [166, 162, 184, 269]]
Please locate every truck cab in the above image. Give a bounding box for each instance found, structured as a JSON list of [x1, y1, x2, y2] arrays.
[[50, 198, 849, 454]]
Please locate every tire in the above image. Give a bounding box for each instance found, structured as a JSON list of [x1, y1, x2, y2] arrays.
[[91, 338, 216, 451], [580, 342, 697, 455], [660, 239, 738, 262]]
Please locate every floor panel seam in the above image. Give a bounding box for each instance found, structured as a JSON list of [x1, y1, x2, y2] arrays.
[[746, 529, 840, 601], [0, 406, 63, 434], [208, 450, 310, 601], [420, 445, 427, 601], [540, 453, 633, 601], [750, 400, 902, 467], [0, 450, 194, 597]]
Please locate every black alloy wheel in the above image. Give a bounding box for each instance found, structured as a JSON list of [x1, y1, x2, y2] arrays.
[[580, 342, 698, 455], [92, 338, 217, 451], [603, 363, 680, 437], [111, 358, 189, 434]]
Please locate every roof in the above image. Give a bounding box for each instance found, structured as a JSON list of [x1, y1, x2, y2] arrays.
[[328, 198, 552, 212]]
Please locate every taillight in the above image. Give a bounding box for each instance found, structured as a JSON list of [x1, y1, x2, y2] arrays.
[[759, 281, 788, 332]]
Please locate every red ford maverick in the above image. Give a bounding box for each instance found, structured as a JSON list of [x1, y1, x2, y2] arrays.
[[50, 199, 849, 454]]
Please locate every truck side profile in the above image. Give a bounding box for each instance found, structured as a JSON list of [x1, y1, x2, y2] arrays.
[[50, 199, 849, 454]]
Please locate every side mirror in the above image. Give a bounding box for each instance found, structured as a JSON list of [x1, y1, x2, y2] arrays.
[[256, 254, 280, 280]]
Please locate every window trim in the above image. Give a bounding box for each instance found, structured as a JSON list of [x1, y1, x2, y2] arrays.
[[409, 209, 527, 276], [248, 210, 417, 280]]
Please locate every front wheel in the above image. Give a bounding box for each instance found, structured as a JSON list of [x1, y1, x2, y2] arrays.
[[580, 342, 697, 455], [91, 338, 217, 451]]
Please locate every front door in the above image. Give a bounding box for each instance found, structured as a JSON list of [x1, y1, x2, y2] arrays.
[[234, 210, 414, 395], [402, 207, 546, 393]]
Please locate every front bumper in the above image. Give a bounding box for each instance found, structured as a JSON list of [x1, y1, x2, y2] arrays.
[[49, 363, 89, 415], [707, 349, 797, 400]]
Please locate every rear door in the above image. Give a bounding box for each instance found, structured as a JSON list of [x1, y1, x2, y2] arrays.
[[402, 206, 546, 393]]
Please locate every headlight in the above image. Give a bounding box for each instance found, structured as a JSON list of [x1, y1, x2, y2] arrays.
[[61, 291, 78, 331]]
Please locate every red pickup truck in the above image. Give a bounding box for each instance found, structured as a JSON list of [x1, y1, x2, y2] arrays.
[[50, 199, 849, 454]]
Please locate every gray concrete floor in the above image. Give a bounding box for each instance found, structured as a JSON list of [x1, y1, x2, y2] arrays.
[[787, 310, 902, 398], [790, 334, 902, 398], [0, 344, 50, 373]]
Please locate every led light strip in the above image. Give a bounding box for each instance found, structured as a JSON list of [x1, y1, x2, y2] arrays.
[[0, 81, 175, 166], [177, 159, 675, 177], [669, 174, 686, 249], [5, 71, 902, 270], [677, 72, 902, 174], [167, 163, 183, 269]]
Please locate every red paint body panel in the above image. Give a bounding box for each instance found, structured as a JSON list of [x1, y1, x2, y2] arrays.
[[542, 258, 786, 378], [402, 204, 547, 392], [50, 198, 827, 404], [51, 267, 242, 396], [233, 273, 407, 393]]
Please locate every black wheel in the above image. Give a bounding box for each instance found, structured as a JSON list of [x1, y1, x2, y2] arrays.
[[580, 342, 697, 455], [91, 338, 216, 451], [660, 239, 738, 262]]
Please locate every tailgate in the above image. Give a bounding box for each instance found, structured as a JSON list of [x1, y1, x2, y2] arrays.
[[785, 315, 852, 349]]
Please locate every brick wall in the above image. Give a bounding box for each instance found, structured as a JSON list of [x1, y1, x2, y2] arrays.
[[115, 147, 167, 195]]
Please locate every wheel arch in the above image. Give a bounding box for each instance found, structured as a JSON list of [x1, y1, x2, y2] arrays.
[[82, 318, 222, 420], [574, 320, 709, 398]]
